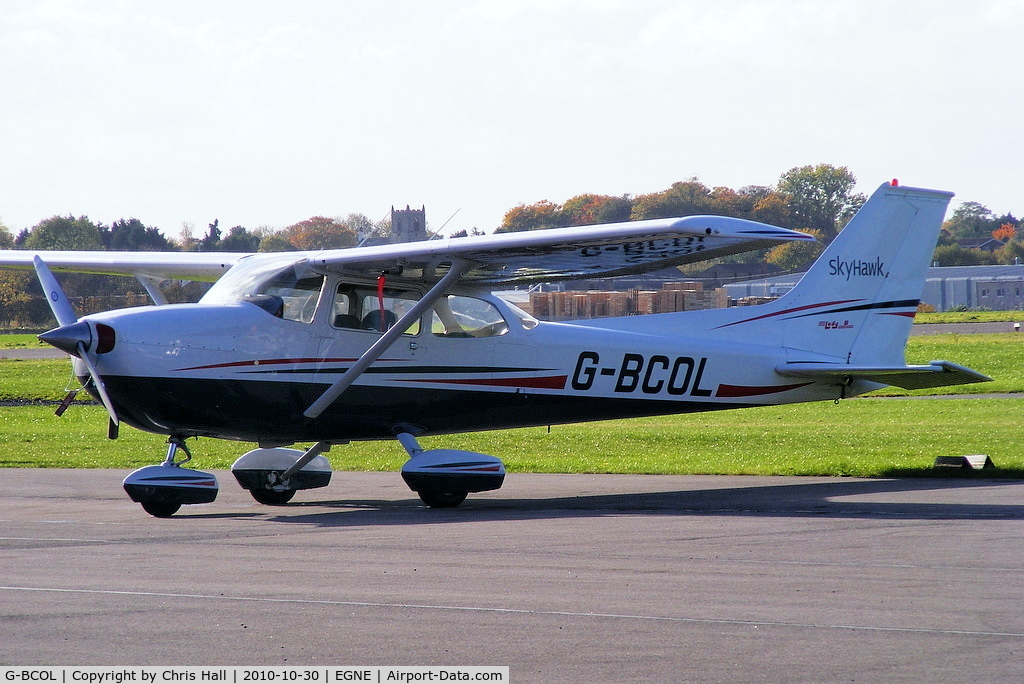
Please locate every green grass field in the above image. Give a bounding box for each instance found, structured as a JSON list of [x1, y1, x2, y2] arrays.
[[915, 311, 1024, 324], [2, 327, 1022, 476], [2, 398, 1021, 478], [874, 333, 1024, 395]]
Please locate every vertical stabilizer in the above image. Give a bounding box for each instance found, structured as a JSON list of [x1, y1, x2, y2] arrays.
[[767, 182, 953, 365]]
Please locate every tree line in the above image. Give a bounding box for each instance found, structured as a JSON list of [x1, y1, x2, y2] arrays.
[[0, 213, 374, 327], [1, 213, 373, 254], [498, 165, 1022, 271], [1, 163, 1020, 328]]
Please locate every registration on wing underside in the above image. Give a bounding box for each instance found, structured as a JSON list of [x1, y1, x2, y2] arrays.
[[455, 234, 781, 283], [306, 215, 813, 285]]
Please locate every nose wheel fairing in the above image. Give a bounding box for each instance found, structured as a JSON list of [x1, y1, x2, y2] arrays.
[[123, 438, 219, 517], [122, 464, 219, 516]]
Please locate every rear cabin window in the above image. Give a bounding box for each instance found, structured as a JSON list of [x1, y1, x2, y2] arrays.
[[431, 295, 508, 338]]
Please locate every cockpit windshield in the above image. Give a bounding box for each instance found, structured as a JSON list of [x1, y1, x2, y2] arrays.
[[202, 255, 325, 323]]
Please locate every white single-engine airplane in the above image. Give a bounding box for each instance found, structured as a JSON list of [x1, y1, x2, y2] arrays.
[[0, 181, 990, 516]]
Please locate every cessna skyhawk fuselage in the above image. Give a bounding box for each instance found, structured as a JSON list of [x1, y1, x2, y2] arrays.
[[0, 182, 989, 516]]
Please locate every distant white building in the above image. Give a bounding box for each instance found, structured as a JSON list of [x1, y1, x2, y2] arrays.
[[724, 265, 1024, 311]]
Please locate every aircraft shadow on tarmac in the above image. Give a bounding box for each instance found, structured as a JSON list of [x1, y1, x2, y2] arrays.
[[202, 477, 1024, 528]]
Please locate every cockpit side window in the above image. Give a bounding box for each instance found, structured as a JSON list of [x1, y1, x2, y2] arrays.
[[330, 282, 420, 335], [331, 289, 360, 329], [259, 273, 324, 323], [431, 295, 508, 338]]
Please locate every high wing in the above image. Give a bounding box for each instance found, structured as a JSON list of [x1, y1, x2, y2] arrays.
[[308, 215, 813, 284], [0, 250, 248, 282], [0, 215, 812, 286]]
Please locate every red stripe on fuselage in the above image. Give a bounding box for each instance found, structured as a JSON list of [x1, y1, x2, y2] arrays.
[[715, 382, 812, 397], [407, 375, 569, 390], [174, 357, 360, 371], [714, 300, 862, 328]]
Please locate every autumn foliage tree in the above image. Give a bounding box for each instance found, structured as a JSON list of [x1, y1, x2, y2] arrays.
[[280, 216, 359, 250], [496, 200, 562, 233], [630, 180, 714, 221], [765, 229, 825, 272], [992, 222, 1016, 242], [776, 164, 863, 238], [560, 194, 632, 225], [497, 194, 633, 233], [497, 180, 801, 235]]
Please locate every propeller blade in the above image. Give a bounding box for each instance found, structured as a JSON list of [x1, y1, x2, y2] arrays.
[[31, 257, 118, 437], [32, 255, 78, 326], [75, 340, 120, 430]]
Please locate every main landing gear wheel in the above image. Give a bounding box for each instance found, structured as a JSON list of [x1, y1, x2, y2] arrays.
[[140, 501, 182, 518], [249, 488, 296, 506], [397, 432, 504, 509], [417, 489, 468, 508]]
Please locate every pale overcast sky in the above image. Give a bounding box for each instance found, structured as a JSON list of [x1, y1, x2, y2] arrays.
[[1, 0, 1022, 239]]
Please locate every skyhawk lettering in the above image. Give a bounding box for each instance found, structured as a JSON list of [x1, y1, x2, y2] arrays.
[[828, 255, 886, 281]]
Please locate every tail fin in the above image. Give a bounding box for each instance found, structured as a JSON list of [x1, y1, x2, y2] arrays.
[[605, 181, 988, 389], [768, 181, 953, 365]]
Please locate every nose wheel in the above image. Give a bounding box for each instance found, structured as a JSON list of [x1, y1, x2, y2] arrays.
[[123, 438, 219, 517], [141, 500, 182, 518]]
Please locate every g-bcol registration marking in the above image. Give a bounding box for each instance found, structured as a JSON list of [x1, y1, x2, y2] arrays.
[[579, 236, 706, 262], [571, 351, 713, 396]]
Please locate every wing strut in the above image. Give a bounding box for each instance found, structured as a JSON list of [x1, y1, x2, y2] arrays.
[[303, 261, 469, 419], [135, 275, 169, 305]]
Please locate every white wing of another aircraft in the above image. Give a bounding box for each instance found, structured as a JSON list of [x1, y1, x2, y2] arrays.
[[0, 250, 248, 281], [0, 215, 813, 286]]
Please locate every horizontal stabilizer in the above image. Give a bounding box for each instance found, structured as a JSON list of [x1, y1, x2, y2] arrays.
[[777, 360, 992, 390]]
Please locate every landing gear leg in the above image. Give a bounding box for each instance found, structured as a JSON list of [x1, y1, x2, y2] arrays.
[[163, 437, 191, 466]]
